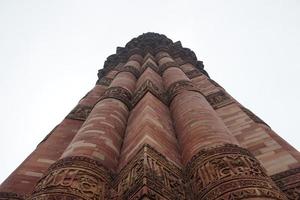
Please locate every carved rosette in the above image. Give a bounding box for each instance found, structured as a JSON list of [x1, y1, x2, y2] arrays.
[[114, 145, 185, 200], [131, 80, 168, 107], [100, 87, 132, 109], [272, 167, 300, 200], [185, 144, 287, 200], [206, 90, 234, 109], [167, 80, 199, 103], [0, 192, 25, 200], [30, 156, 113, 200], [66, 105, 93, 121]]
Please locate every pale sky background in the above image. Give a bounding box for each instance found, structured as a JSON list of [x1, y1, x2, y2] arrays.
[[0, 0, 299, 183]]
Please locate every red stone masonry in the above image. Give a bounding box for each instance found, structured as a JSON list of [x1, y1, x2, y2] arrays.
[[1, 33, 299, 200]]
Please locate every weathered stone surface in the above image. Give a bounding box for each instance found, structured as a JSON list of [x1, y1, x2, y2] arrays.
[[1, 33, 298, 200]]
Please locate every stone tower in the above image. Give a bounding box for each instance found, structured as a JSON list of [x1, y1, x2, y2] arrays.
[[0, 33, 299, 200]]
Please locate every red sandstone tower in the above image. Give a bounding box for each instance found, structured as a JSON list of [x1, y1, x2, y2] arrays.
[[1, 33, 300, 200]]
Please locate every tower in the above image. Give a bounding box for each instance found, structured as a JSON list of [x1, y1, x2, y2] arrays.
[[0, 32, 299, 199]]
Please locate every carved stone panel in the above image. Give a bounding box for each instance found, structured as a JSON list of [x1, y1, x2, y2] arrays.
[[114, 145, 186, 200], [66, 105, 93, 121], [206, 90, 234, 109], [100, 87, 132, 109], [131, 80, 168, 108], [185, 144, 287, 200], [30, 156, 113, 200], [272, 167, 300, 200]]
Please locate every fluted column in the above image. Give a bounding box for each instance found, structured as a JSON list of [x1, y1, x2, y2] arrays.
[[160, 52, 287, 200], [29, 68, 137, 200], [0, 83, 108, 200]]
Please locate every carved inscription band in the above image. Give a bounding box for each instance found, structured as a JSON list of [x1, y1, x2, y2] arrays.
[[185, 144, 287, 200], [113, 144, 185, 200], [30, 156, 112, 200], [100, 86, 132, 110]]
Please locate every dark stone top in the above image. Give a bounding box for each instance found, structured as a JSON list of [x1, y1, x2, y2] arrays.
[[97, 32, 208, 80]]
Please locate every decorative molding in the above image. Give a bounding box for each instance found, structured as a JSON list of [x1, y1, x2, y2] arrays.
[[97, 33, 209, 81], [272, 167, 300, 200], [100, 87, 132, 110], [113, 144, 186, 200], [131, 80, 168, 108], [159, 61, 179, 74], [185, 69, 203, 79], [0, 192, 25, 200], [206, 90, 234, 109], [119, 65, 140, 79], [167, 80, 199, 103], [140, 60, 159, 75], [96, 77, 113, 86], [240, 106, 270, 127], [66, 105, 93, 121], [185, 144, 287, 200], [31, 156, 113, 200]]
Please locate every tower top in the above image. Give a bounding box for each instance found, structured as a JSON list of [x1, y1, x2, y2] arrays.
[[97, 32, 208, 81]]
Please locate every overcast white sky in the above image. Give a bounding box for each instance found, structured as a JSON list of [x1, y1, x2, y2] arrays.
[[0, 0, 299, 183]]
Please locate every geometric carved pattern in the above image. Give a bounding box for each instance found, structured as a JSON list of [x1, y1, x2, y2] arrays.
[[272, 167, 300, 200], [66, 105, 93, 121], [132, 80, 168, 107], [206, 90, 234, 109], [30, 156, 113, 200], [113, 144, 185, 200], [0, 192, 25, 200], [240, 106, 270, 127], [100, 87, 132, 110], [185, 144, 287, 200]]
